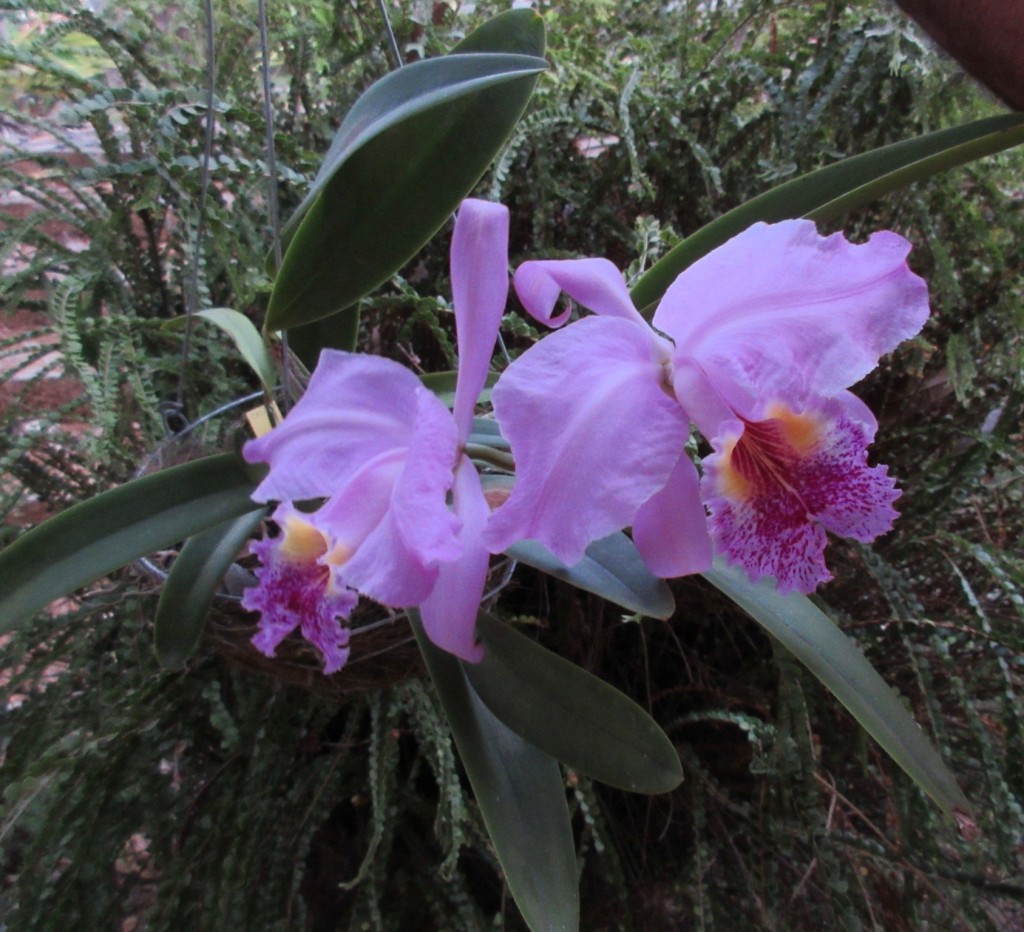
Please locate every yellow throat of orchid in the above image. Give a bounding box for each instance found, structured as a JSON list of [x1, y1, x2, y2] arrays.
[[718, 403, 826, 504]]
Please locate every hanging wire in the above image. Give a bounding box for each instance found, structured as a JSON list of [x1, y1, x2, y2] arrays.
[[376, 0, 404, 69], [173, 0, 218, 421], [250, 0, 402, 414], [495, 331, 512, 366], [256, 0, 293, 409], [257, 0, 284, 270]]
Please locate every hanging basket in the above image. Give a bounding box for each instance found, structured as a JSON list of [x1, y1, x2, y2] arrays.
[[136, 393, 425, 701], [203, 598, 423, 701]]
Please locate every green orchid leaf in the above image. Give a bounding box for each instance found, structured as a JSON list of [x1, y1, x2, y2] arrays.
[[466, 612, 683, 795], [478, 473, 673, 617], [631, 112, 1024, 311], [703, 560, 974, 831], [154, 508, 266, 670], [275, 11, 545, 363], [284, 305, 362, 370], [509, 533, 675, 619], [411, 610, 579, 932], [267, 47, 546, 332], [193, 309, 277, 391], [164, 309, 278, 389], [277, 13, 544, 249], [0, 454, 264, 632], [452, 7, 546, 57], [420, 369, 498, 408], [467, 416, 509, 450]]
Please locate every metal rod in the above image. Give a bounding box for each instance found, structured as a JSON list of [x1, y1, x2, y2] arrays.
[[175, 0, 218, 412]]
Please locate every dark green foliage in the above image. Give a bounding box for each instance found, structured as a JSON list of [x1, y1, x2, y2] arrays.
[[2, 0, 1023, 929], [0, 599, 520, 930]]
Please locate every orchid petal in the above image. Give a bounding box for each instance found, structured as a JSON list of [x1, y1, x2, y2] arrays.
[[484, 316, 689, 564], [339, 387, 461, 607], [632, 453, 713, 578], [244, 351, 423, 503], [830, 390, 879, 438], [513, 258, 647, 328], [241, 505, 355, 674], [390, 388, 463, 559], [670, 355, 736, 440], [419, 456, 489, 663], [807, 410, 899, 543], [656, 221, 929, 406], [309, 449, 402, 555], [701, 404, 899, 593], [451, 199, 510, 443], [702, 417, 829, 593]]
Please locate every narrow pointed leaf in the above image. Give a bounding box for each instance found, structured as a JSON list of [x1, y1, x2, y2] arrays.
[[267, 51, 545, 331], [193, 309, 277, 391], [0, 454, 264, 631], [154, 508, 266, 669], [509, 533, 676, 619], [703, 560, 973, 828], [411, 611, 579, 932], [631, 112, 1024, 310], [466, 612, 683, 794], [165, 309, 278, 388]]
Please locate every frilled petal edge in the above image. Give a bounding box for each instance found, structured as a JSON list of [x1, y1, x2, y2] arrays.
[[241, 506, 355, 675], [701, 401, 899, 593], [657, 220, 930, 408]]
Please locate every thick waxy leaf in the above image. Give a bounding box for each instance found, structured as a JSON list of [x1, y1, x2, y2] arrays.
[[154, 508, 266, 670], [631, 112, 1024, 311], [703, 560, 974, 830], [479, 473, 673, 616], [466, 612, 683, 794], [276, 10, 542, 249], [467, 415, 509, 450], [411, 611, 579, 932], [285, 310, 362, 369], [275, 11, 544, 361], [452, 6, 546, 57], [0, 454, 264, 631], [420, 369, 498, 408], [509, 533, 675, 619], [267, 46, 545, 331]]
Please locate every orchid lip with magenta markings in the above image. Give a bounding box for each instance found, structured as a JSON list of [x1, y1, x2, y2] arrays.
[[242, 199, 511, 671], [482, 219, 929, 594]]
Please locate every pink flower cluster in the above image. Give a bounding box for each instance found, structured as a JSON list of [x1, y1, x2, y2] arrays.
[[243, 200, 929, 673]]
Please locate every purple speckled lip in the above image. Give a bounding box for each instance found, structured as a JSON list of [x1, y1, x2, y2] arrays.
[[485, 219, 929, 593], [241, 200, 510, 668]]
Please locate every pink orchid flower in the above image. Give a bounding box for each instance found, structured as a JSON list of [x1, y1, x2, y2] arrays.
[[242, 199, 510, 669], [482, 220, 930, 593]]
